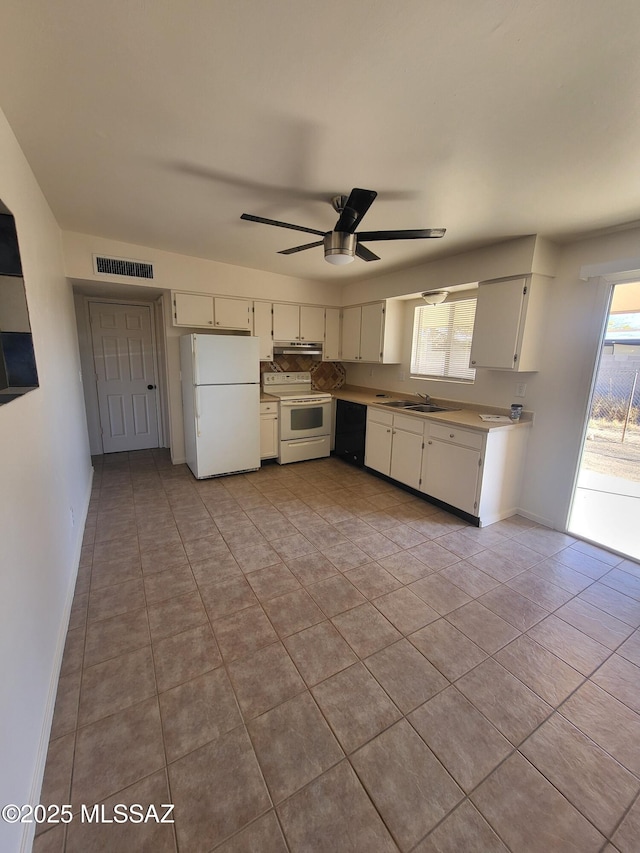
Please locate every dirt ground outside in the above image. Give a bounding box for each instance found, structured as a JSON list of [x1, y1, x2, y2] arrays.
[[582, 420, 640, 483]]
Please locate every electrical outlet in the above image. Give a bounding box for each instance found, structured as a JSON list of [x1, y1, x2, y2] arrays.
[[69, 507, 75, 527], [515, 383, 526, 398], [399, 370, 406, 381], [369, 367, 374, 377]]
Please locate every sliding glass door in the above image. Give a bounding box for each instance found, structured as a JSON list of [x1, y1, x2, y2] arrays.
[[568, 281, 640, 560]]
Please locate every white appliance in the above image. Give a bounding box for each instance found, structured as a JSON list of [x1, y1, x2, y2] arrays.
[[180, 334, 260, 478], [262, 372, 332, 464]]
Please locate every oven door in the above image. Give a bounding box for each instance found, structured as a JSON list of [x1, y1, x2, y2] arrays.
[[279, 398, 331, 441]]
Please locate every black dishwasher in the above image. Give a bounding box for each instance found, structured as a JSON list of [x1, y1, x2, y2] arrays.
[[334, 399, 367, 466]]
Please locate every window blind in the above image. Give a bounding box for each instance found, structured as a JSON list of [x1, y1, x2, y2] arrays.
[[411, 298, 477, 381]]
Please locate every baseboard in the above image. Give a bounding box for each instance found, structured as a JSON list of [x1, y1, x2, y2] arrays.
[[516, 507, 556, 529], [21, 468, 94, 853]]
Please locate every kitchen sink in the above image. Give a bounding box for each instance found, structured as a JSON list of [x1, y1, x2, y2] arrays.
[[409, 404, 459, 413], [380, 400, 458, 413]]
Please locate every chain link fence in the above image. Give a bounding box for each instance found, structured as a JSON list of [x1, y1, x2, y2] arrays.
[[584, 352, 640, 482]]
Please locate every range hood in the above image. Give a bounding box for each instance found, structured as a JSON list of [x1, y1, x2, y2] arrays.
[[273, 341, 323, 356]]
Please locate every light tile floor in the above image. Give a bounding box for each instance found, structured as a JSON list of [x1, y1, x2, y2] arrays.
[[34, 450, 640, 852]]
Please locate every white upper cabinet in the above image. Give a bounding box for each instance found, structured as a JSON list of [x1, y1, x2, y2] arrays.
[[299, 306, 325, 342], [272, 303, 300, 340], [340, 306, 362, 361], [213, 297, 251, 330], [173, 292, 214, 327], [273, 303, 325, 342], [340, 300, 402, 363], [172, 292, 251, 330], [469, 275, 550, 371], [323, 308, 341, 361], [253, 301, 273, 361]]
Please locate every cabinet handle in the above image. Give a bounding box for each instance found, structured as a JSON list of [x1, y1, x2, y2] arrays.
[[450, 433, 455, 438], [216, 321, 220, 325], [428, 440, 432, 445], [471, 360, 476, 365], [208, 320, 213, 324], [386, 429, 391, 433]]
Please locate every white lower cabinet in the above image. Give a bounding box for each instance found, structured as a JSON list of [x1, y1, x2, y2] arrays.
[[389, 415, 424, 490], [364, 411, 393, 474], [260, 402, 278, 459], [421, 426, 482, 515], [364, 410, 423, 490], [365, 405, 529, 525]]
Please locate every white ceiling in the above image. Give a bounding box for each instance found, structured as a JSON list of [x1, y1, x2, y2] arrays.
[[2, 1, 640, 283]]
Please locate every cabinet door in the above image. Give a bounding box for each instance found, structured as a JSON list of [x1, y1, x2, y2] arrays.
[[253, 302, 273, 361], [214, 297, 251, 330], [359, 302, 385, 362], [273, 303, 300, 340], [173, 292, 214, 327], [341, 306, 361, 361], [323, 308, 341, 361], [299, 306, 325, 342], [422, 439, 480, 514], [364, 418, 392, 475], [469, 278, 526, 369], [260, 416, 278, 459], [390, 428, 423, 490]]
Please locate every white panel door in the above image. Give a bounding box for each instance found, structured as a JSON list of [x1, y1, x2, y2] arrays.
[[90, 302, 159, 453]]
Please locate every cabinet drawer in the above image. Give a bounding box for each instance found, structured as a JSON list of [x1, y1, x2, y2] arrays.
[[393, 413, 424, 435], [428, 423, 484, 449], [367, 408, 393, 427], [260, 402, 278, 414]]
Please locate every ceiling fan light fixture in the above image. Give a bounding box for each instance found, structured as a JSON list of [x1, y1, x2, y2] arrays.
[[421, 290, 448, 305], [324, 231, 356, 265]]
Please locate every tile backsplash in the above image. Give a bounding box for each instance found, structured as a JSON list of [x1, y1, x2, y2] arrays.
[[260, 355, 346, 391]]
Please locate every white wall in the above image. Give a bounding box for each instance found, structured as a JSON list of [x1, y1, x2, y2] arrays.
[[63, 230, 344, 306], [0, 109, 92, 852], [64, 232, 341, 463]]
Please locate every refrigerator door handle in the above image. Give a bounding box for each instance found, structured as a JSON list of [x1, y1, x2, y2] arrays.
[[195, 387, 201, 436], [192, 337, 199, 386]]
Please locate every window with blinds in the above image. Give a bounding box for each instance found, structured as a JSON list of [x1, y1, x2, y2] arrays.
[[410, 298, 477, 381]]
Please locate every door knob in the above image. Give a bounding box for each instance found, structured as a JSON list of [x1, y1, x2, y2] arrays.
[[147, 384, 156, 390]]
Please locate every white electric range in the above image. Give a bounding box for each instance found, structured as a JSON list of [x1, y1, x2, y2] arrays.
[[262, 372, 332, 464]]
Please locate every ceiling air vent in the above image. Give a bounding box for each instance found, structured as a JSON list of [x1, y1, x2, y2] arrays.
[[93, 254, 154, 279]]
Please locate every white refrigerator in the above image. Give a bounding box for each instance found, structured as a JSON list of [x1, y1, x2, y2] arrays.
[[180, 334, 260, 478]]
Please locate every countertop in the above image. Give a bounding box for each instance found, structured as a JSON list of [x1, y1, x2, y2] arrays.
[[260, 392, 278, 402], [332, 385, 532, 433]]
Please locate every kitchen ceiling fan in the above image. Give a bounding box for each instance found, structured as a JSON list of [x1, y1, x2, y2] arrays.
[[240, 188, 445, 265]]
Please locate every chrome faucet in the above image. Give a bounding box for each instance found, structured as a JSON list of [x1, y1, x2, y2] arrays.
[[416, 392, 432, 404]]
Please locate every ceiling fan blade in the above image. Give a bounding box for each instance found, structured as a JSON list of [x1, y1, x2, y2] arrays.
[[334, 188, 377, 233], [357, 228, 446, 241], [278, 240, 324, 255], [240, 213, 325, 237], [355, 243, 381, 262]]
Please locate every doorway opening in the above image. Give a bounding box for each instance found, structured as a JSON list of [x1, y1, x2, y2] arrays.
[[568, 281, 640, 560]]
